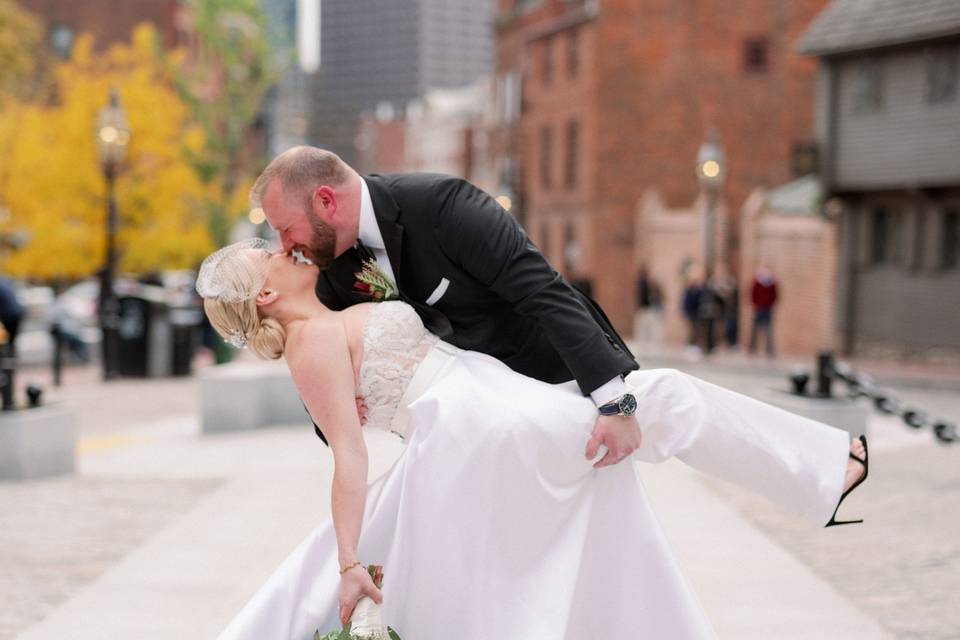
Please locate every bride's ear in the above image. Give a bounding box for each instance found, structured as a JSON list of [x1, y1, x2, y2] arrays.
[[255, 288, 279, 308]]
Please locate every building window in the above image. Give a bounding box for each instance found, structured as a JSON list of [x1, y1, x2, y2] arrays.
[[869, 207, 899, 265], [791, 142, 819, 177], [567, 28, 580, 77], [542, 37, 554, 85], [852, 58, 884, 114], [943, 210, 959, 269], [743, 38, 769, 73], [565, 120, 579, 189], [540, 125, 553, 190], [499, 71, 522, 124], [50, 24, 75, 60], [926, 44, 959, 104]]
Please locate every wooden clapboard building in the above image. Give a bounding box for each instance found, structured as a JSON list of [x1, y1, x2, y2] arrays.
[[799, 0, 960, 360]]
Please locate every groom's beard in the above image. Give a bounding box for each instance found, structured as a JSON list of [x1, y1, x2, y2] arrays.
[[305, 210, 338, 269]]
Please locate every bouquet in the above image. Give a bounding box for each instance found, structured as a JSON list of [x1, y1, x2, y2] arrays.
[[315, 565, 402, 640]]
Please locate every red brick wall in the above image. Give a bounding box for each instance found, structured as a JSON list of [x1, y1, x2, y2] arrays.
[[739, 189, 839, 356], [18, 0, 181, 50], [633, 189, 713, 346], [634, 185, 839, 356]]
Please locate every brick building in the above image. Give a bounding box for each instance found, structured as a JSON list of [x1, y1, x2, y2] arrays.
[[492, 0, 830, 333], [16, 0, 185, 57]]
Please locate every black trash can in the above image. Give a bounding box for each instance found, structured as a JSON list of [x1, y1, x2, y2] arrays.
[[115, 295, 153, 377], [170, 306, 202, 376]]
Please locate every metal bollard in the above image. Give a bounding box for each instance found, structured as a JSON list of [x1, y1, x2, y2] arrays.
[[1, 352, 14, 411], [816, 351, 834, 398], [790, 352, 956, 445], [50, 324, 63, 387]]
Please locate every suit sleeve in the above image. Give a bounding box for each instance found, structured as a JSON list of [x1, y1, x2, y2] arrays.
[[433, 177, 638, 395]]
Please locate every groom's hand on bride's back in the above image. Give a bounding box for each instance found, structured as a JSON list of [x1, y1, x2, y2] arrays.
[[585, 415, 642, 468], [355, 396, 368, 426]]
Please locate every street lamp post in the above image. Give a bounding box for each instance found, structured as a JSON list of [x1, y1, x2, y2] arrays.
[[695, 130, 726, 272], [95, 89, 131, 380]]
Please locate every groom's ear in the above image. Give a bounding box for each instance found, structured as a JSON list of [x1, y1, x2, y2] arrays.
[[255, 288, 279, 308], [311, 186, 337, 224]]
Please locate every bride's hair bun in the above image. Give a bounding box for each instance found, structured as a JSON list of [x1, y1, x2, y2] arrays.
[[200, 248, 287, 360], [248, 316, 285, 360]]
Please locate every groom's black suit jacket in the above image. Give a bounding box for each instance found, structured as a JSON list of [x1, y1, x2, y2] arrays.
[[310, 173, 639, 444]]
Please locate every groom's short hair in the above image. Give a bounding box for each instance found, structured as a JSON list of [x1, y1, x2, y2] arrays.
[[250, 146, 351, 210]]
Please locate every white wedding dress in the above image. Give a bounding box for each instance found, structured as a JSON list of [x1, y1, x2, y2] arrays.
[[219, 301, 850, 639]]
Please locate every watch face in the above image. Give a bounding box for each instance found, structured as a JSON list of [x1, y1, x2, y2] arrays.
[[619, 394, 638, 415]]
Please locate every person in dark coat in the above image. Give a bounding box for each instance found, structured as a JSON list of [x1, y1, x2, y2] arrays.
[[0, 276, 25, 357]]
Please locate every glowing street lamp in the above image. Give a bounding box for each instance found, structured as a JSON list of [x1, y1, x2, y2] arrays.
[[95, 88, 131, 380], [696, 130, 726, 270]]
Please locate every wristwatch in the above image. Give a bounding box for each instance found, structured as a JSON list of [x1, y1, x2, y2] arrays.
[[598, 393, 638, 417]]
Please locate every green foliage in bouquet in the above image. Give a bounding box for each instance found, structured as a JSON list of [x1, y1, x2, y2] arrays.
[[313, 625, 401, 640]]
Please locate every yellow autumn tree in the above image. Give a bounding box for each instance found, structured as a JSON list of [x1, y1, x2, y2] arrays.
[[0, 24, 213, 279]]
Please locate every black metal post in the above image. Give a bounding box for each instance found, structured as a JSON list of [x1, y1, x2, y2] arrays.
[[51, 323, 63, 387], [0, 345, 14, 410], [816, 351, 834, 398], [99, 163, 120, 380]]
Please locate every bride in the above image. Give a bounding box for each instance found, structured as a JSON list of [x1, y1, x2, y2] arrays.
[[198, 238, 867, 639]]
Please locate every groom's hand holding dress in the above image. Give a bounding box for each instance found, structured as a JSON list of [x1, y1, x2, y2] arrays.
[[586, 414, 643, 468]]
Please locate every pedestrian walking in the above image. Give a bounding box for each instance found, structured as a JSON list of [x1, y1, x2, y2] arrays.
[[0, 276, 25, 358], [749, 265, 778, 356], [634, 265, 664, 346], [682, 265, 704, 360], [697, 268, 722, 356], [710, 264, 739, 350]]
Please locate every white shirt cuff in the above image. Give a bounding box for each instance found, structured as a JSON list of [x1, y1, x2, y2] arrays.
[[590, 377, 628, 407]]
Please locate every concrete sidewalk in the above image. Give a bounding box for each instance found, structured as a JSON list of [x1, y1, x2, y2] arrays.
[[16, 416, 887, 639]]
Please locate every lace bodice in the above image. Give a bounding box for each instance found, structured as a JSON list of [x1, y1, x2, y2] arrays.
[[358, 301, 439, 436]]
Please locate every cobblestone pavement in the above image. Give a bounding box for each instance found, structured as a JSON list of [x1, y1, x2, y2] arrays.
[[0, 476, 223, 639], [645, 356, 960, 640]]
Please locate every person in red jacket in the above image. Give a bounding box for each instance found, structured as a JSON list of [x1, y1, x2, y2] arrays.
[[749, 265, 778, 356]]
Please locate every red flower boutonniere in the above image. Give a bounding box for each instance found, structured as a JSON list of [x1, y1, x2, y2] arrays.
[[354, 259, 399, 302]]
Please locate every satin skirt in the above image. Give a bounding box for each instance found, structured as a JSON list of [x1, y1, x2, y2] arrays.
[[219, 350, 849, 639]]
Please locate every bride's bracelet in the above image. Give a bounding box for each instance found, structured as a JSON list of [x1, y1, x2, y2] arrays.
[[339, 560, 362, 575]]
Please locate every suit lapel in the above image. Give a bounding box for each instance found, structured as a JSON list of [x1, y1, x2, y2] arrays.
[[365, 174, 403, 276], [314, 246, 369, 309]]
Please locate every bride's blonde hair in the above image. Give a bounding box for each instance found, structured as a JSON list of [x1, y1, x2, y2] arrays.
[[201, 250, 286, 360]]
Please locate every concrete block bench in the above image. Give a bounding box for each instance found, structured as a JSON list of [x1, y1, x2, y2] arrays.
[[200, 361, 309, 434], [0, 403, 77, 480], [762, 388, 868, 439]]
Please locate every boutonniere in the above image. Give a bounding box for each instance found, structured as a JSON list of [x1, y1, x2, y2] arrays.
[[354, 259, 399, 302]]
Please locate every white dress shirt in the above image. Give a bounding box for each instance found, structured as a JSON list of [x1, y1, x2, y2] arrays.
[[357, 177, 398, 285]]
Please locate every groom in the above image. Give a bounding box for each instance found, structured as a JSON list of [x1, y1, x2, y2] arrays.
[[251, 146, 642, 468]]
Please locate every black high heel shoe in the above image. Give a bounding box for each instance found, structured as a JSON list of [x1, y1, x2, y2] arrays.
[[825, 434, 868, 528]]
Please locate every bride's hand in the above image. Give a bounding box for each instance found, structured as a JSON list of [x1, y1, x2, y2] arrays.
[[338, 564, 383, 626]]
